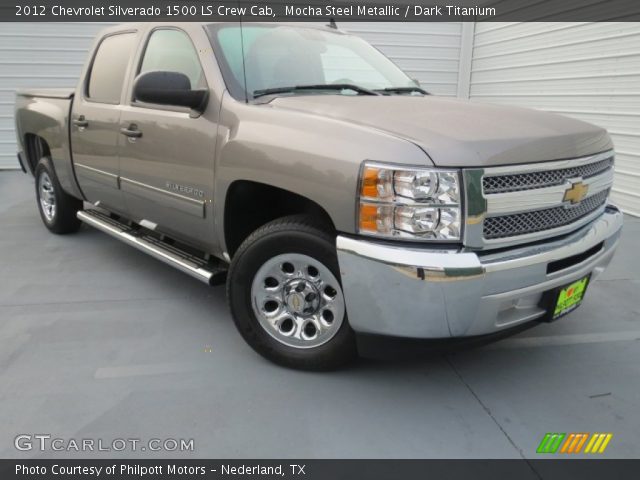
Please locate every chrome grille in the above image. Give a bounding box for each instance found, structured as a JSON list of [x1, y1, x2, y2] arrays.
[[483, 157, 613, 194], [483, 189, 609, 240]]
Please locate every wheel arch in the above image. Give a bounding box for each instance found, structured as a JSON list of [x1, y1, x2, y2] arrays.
[[23, 133, 51, 174], [223, 180, 337, 258]]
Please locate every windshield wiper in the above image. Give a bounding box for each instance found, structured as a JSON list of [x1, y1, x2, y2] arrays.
[[252, 84, 379, 99], [375, 86, 429, 95]]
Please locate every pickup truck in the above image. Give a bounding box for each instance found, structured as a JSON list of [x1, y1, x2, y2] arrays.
[[14, 22, 622, 370]]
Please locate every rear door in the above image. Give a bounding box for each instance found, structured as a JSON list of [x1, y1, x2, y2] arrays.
[[70, 30, 138, 214], [118, 26, 218, 251]]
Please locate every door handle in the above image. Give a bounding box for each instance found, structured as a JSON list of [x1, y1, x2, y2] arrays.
[[120, 124, 142, 138], [73, 116, 88, 128]]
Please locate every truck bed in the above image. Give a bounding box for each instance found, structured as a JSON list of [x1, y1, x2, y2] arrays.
[[16, 88, 74, 99], [14, 87, 80, 197]]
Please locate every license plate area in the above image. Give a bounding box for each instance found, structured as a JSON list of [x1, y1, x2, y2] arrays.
[[540, 274, 591, 322]]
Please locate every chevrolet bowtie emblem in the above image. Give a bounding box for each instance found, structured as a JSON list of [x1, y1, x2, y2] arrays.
[[563, 181, 589, 204]]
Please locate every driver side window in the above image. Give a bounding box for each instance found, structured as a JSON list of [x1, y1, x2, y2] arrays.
[[139, 29, 206, 90]]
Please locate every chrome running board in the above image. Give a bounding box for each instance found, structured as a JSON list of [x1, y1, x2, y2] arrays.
[[77, 209, 226, 286]]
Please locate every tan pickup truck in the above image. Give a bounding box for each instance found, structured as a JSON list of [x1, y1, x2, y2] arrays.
[[14, 22, 622, 369]]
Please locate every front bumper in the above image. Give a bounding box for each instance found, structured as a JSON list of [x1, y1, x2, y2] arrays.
[[336, 206, 623, 338]]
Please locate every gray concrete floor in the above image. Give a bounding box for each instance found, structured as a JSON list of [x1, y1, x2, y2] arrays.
[[1, 171, 639, 459]]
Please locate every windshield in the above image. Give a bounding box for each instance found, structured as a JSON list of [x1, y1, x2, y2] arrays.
[[206, 24, 416, 100]]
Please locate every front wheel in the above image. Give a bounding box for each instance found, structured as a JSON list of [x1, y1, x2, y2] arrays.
[[227, 216, 356, 370]]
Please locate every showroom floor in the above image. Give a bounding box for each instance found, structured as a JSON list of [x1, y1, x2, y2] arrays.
[[1, 171, 639, 459]]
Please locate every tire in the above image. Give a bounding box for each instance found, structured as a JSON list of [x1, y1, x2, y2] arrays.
[[227, 215, 357, 370], [34, 157, 82, 234]]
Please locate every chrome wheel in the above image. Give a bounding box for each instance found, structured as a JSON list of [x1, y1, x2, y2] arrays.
[[38, 171, 56, 222], [251, 253, 345, 349]]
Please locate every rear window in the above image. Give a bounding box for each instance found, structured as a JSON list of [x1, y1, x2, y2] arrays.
[[87, 33, 137, 104]]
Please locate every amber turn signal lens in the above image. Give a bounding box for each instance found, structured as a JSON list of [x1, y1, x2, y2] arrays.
[[359, 203, 378, 232], [361, 167, 380, 198]]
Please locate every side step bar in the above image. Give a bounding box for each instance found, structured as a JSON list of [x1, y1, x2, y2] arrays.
[[77, 209, 227, 286]]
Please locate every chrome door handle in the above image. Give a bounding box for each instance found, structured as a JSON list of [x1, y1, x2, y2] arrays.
[[120, 125, 142, 138], [73, 116, 88, 128]]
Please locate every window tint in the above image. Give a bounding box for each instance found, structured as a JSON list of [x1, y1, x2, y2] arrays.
[[140, 29, 205, 90], [88, 33, 136, 104]]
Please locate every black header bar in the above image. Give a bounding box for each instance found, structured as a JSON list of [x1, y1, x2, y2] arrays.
[[2, 459, 640, 480], [2, 0, 640, 22]]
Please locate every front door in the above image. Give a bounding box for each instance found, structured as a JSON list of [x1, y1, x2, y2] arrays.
[[118, 27, 217, 252], [70, 31, 138, 215]]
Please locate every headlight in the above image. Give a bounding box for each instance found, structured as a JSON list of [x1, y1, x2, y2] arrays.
[[358, 162, 462, 241]]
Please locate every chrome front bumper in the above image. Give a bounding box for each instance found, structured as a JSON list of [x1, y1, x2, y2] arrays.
[[336, 206, 623, 339]]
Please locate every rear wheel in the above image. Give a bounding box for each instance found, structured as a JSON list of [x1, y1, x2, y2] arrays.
[[227, 215, 356, 370], [35, 157, 82, 234]]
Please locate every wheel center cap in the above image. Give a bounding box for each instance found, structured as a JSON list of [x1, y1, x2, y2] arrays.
[[284, 279, 320, 316], [286, 293, 305, 313]]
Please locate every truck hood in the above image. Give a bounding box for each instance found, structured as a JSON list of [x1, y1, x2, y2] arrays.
[[269, 95, 612, 167]]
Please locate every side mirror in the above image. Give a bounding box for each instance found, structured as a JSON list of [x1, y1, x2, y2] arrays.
[[133, 71, 208, 113]]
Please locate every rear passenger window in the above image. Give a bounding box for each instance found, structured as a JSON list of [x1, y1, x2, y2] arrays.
[[139, 29, 206, 90], [88, 33, 136, 104]]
